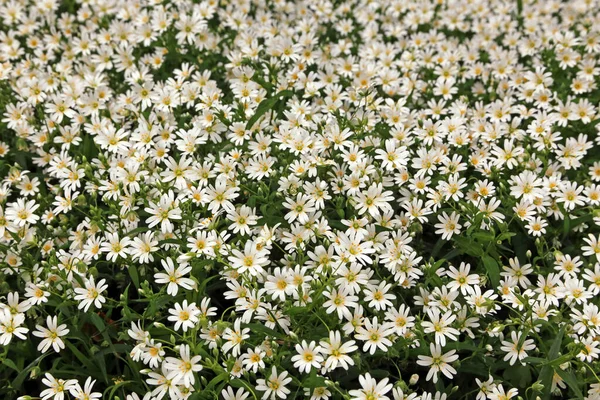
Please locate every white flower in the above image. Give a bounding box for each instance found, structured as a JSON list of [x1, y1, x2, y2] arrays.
[[323, 285, 358, 320], [434, 211, 461, 240], [416, 343, 459, 383], [5, 198, 40, 226], [445, 262, 479, 295], [146, 364, 182, 400], [144, 190, 182, 233], [69, 377, 101, 400], [241, 347, 266, 373], [228, 240, 270, 276], [227, 205, 258, 235], [582, 234, 600, 261], [0, 308, 28, 345], [355, 317, 395, 355], [101, 232, 131, 262], [222, 387, 250, 400], [154, 257, 195, 296], [354, 183, 394, 217], [256, 367, 292, 400], [33, 315, 70, 353], [168, 300, 200, 332], [222, 319, 250, 357], [348, 373, 393, 400], [319, 330, 357, 371], [41, 373, 78, 400], [24, 283, 50, 305], [164, 344, 202, 387], [130, 232, 159, 264], [73, 277, 108, 312], [363, 281, 396, 311], [291, 340, 324, 373], [500, 331, 536, 365], [487, 384, 518, 400], [421, 308, 459, 346], [205, 179, 239, 214], [282, 193, 316, 224]]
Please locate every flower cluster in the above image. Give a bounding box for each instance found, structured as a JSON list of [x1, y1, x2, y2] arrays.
[[0, 0, 600, 399]]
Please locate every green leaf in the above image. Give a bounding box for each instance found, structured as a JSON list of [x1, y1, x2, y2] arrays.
[[472, 232, 495, 242], [64, 341, 106, 383], [12, 353, 49, 389], [126, 226, 149, 237], [522, 357, 547, 365], [554, 368, 583, 399], [128, 265, 140, 289], [89, 313, 107, 334], [482, 255, 500, 288], [496, 232, 516, 243], [81, 133, 99, 159], [204, 372, 230, 392], [2, 359, 19, 372], [570, 214, 594, 231], [562, 215, 571, 239], [548, 326, 565, 360], [159, 238, 184, 246], [304, 373, 327, 388], [454, 236, 484, 257], [245, 323, 286, 339], [503, 364, 532, 388], [245, 90, 293, 130], [541, 325, 565, 400], [106, 380, 134, 400]]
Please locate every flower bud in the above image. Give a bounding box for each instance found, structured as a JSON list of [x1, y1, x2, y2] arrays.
[[409, 374, 419, 385], [531, 381, 544, 393], [77, 194, 87, 206], [29, 366, 41, 379], [153, 322, 165, 329], [77, 261, 87, 274]]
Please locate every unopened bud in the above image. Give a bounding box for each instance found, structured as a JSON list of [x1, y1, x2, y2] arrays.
[[531, 381, 544, 393], [29, 366, 41, 379], [409, 374, 419, 385]]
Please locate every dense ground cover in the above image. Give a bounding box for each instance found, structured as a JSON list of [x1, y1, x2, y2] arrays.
[[1, 0, 600, 399]]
